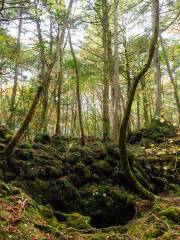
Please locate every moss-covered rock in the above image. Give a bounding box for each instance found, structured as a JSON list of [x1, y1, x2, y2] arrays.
[[67, 212, 91, 229], [80, 184, 135, 228], [34, 133, 51, 144], [128, 118, 176, 143], [15, 148, 34, 161], [161, 207, 180, 224], [92, 160, 112, 175], [0, 125, 13, 143]]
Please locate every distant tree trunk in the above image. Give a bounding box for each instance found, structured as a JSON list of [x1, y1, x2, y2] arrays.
[[154, 44, 162, 118], [160, 34, 180, 124], [123, 24, 131, 95], [55, 54, 63, 135], [102, 0, 110, 141], [137, 90, 140, 129], [9, 8, 23, 129], [123, 24, 132, 133], [141, 78, 149, 126], [68, 30, 85, 146], [112, 0, 120, 142], [119, 0, 159, 201], [39, 0, 74, 133]]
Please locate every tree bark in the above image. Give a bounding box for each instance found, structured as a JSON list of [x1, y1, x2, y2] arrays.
[[102, 0, 110, 141], [55, 54, 63, 135], [154, 44, 162, 118], [68, 30, 85, 146], [141, 78, 149, 126], [112, 0, 120, 142], [119, 0, 159, 201]]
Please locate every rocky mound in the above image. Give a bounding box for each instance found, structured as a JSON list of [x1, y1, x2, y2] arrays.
[[128, 118, 176, 144], [0, 125, 179, 229]]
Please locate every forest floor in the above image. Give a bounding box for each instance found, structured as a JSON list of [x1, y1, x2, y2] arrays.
[[0, 120, 179, 239]]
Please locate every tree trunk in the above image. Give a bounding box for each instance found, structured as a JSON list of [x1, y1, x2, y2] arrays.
[[154, 44, 162, 118], [102, 0, 110, 141], [137, 90, 140, 129], [68, 30, 85, 146], [119, 0, 159, 201], [55, 55, 63, 135], [160, 34, 180, 124], [4, 86, 43, 157], [141, 78, 149, 126], [112, 0, 120, 142]]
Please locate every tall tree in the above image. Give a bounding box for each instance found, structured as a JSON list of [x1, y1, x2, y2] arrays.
[[154, 43, 162, 118], [102, 0, 110, 141], [68, 30, 85, 146], [119, 0, 159, 200], [160, 34, 180, 124], [112, 0, 120, 142], [3, 0, 73, 158]]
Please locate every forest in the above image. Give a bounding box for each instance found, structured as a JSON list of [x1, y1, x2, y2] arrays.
[[0, 0, 179, 239]]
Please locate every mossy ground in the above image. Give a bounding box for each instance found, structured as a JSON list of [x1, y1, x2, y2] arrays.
[[0, 181, 179, 240], [0, 123, 179, 239]]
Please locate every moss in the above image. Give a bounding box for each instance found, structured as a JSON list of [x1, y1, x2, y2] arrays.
[[65, 152, 81, 164], [15, 149, 34, 161], [92, 160, 111, 175], [17, 143, 32, 149], [4, 133, 13, 141], [161, 207, 180, 224], [34, 133, 51, 144], [146, 118, 176, 142], [67, 212, 91, 229]]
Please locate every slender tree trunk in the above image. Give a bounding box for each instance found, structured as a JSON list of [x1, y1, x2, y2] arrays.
[[154, 44, 162, 118], [119, 0, 159, 201], [160, 34, 180, 124], [112, 0, 120, 142], [55, 55, 63, 135], [9, 8, 23, 129], [137, 90, 140, 129], [123, 24, 131, 95], [68, 30, 85, 146], [141, 78, 149, 126], [102, 0, 110, 141], [39, 0, 73, 133]]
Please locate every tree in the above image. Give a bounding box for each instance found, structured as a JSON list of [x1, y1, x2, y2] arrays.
[[8, 6, 23, 129], [3, 0, 74, 159], [102, 0, 110, 141], [112, 0, 120, 142], [160, 34, 180, 124], [68, 30, 85, 146], [154, 43, 162, 118], [119, 0, 159, 201]]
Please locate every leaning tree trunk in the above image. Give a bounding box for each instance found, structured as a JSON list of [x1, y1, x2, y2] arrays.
[[119, 0, 159, 201], [4, 86, 43, 158], [68, 30, 85, 146]]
